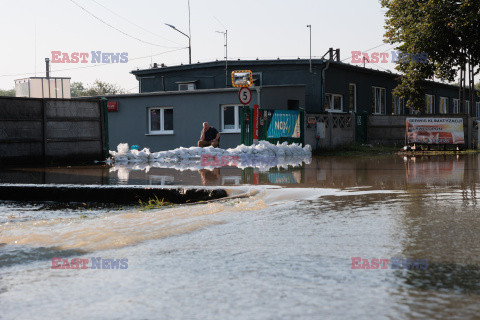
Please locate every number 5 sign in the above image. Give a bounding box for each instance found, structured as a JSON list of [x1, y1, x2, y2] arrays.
[[238, 87, 252, 105]]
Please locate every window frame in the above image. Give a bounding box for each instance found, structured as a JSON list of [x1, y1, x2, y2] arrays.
[[178, 83, 196, 91], [453, 99, 459, 114], [147, 107, 174, 135], [349, 83, 357, 113], [325, 93, 344, 113], [220, 104, 241, 133], [425, 94, 435, 114], [439, 97, 448, 114], [372, 86, 386, 115], [392, 96, 405, 115]]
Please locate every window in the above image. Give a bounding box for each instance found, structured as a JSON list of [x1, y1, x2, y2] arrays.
[[465, 100, 470, 115], [453, 99, 459, 114], [425, 94, 434, 114], [325, 93, 343, 112], [393, 96, 405, 115], [178, 83, 196, 91], [252, 72, 262, 87], [148, 107, 173, 134], [372, 87, 386, 114], [149, 175, 174, 185], [288, 100, 299, 110], [221, 104, 241, 133], [349, 83, 357, 113], [476, 102, 480, 117], [439, 97, 448, 114]]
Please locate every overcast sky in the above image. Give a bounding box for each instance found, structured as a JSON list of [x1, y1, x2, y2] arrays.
[[0, 0, 394, 92]]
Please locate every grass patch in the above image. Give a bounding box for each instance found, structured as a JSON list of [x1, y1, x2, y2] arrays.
[[138, 196, 173, 211]]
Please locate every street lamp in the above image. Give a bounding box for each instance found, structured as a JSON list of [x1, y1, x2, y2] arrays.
[[165, 23, 191, 64], [306, 25, 312, 72], [216, 30, 228, 87]]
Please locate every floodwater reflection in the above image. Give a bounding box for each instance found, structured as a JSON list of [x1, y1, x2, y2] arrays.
[[2, 154, 480, 319], [0, 154, 479, 191]]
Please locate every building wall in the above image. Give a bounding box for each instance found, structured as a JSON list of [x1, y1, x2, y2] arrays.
[[134, 60, 480, 116], [136, 61, 319, 113]]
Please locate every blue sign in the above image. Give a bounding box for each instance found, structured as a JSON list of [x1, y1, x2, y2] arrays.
[[268, 172, 298, 184], [266, 110, 301, 138]]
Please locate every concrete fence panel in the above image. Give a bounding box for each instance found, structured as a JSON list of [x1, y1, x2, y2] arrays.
[[305, 113, 354, 150], [0, 97, 106, 165]]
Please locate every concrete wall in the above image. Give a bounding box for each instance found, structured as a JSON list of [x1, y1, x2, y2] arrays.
[[0, 97, 106, 165], [106, 86, 305, 152]]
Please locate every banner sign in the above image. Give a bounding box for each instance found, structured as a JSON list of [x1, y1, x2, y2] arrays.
[[267, 110, 301, 138], [406, 118, 464, 145]]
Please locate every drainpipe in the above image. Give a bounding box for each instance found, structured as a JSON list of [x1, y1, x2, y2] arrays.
[[320, 60, 330, 112]]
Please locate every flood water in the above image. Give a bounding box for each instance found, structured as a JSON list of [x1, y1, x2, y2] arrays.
[[1, 155, 480, 319]]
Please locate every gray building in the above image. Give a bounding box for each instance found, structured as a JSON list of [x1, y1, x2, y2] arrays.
[[105, 85, 305, 151], [97, 57, 480, 152], [132, 59, 480, 116]]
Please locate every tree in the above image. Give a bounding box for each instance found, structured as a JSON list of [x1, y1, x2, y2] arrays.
[[381, 0, 480, 112], [70, 81, 86, 97], [0, 88, 15, 96], [71, 80, 126, 97]]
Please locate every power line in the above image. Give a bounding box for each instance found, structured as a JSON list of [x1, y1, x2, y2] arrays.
[[0, 48, 187, 78], [213, 16, 227, 29], [341, 43, 390, 62], [69, 0, 182, 49], [89, 0, 182, 46]]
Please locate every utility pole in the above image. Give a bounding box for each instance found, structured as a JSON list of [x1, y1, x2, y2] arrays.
[[307, 25, 312, 72], [216, 30, 228, 87], [165, 0, 192, 64], [187, 0, 192, 64], [45, 58, 50, 78], [165, 23, 191, 64]]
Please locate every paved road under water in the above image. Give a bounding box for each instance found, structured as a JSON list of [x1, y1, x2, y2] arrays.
[[1, 155, 480, 319]]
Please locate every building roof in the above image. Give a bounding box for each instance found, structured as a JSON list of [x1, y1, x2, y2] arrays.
[[130, 58, 465, 92], [74, 84, 306, 99], [14, 77, 71, 83]]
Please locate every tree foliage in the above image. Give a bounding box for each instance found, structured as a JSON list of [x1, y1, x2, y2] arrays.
[[71, 80, 125, 97], [0, 88, 15, 96], [381, 0, 480, 111]]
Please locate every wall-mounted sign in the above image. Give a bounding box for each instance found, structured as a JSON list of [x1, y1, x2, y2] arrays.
[[308, 116, 316, 125], [267, 110, 301, 138], [406, 118, 464, 145], [107, 101, 118, 112], [231, 70, 253, 87]]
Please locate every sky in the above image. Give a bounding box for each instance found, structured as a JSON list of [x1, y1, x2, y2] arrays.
[[0, 0, 394, 93]]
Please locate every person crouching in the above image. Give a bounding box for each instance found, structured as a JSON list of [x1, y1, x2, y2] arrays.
[[198, 122, 220, 148]]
